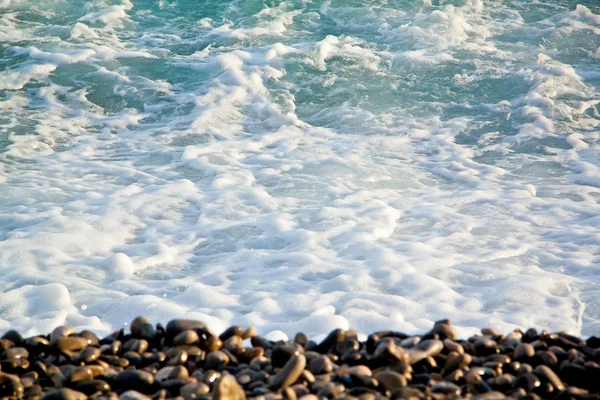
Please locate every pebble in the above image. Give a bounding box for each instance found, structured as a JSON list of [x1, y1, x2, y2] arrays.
[[373, 370, 407, 394], [373, 338, 408, 363], [166, 320, 207, 340], [55, 337, 89, 352], [180, 382, 210, 399], [174, 330, 200, 346], [307, 355, 333, 375], [214, 375, 246, 400], [514, 342, 535, 360], [269, 354, 306, 389], [113, 370, 155, 394], [40, 388, 87, 400], [118, 390, 152, 400], [130, 317, 156, 341], [155, 366, 189, 382], [75, 379, 112, 395], [123, 339, 148, 354], [205, 350, 230, 370]]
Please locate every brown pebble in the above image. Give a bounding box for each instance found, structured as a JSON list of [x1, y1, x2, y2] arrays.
[[75, 379, 111, 395], [269, 354, 306, 390], [431, 320, 456, 340], [408, 339, 444, 364], [224, 335, 243, 350], [444, 352, 471, 373], [50, 326, 76, 345], [481, 328, 502, 336], [373, 338, 408, 363], [66, 366, 94, 383], [166, 320, 208, 340], [534, 364, 564, 391], [155, 366, 189, 382], [180, 382, 210, 399], [174, 330, 200, 346], [374, 370, 407, 394], [0, 372, 23, 397], [4, 346, 29, 359], [166, 348, 188, 366], [431, 381, 461, 395], [79, 346, 101, 363], [123, 339, 148, 354], [213, 375, 246, 400], [114, 370, 155, 394], [298, 396, 318, 400], [346, 365, 372, 377], [119, 390, 152, 400], [55, 337, 89, 352], [130, 317, 155, 341], [242, 327, 256, 340], [40, 388, 87, 400], [205, 350, 230, 370], [514, 343, 535, 360], [307, 355, 333, 375]]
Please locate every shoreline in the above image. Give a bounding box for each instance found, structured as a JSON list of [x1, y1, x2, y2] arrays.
[[0, 318, 598, 399]]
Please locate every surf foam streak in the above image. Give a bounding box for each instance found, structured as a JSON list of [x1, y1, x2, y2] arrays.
[[0, 0, 599, 339]]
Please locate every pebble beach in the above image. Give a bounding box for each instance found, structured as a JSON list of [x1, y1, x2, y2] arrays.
[[0, 317, 599, 400]]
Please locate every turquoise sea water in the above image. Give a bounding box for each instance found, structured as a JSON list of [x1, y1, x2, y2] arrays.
[[0, 0, 599, 338]]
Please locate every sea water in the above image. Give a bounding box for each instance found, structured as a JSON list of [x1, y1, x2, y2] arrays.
[[0, 0, 599, 340]]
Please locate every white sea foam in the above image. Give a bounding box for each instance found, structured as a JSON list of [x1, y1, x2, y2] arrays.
[[0, 0, 599, 340]]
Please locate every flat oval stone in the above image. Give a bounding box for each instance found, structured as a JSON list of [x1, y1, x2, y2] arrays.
[[514, 343, 535, 360], [224, 335, 243, 350], [515, 373, 541, 392], [75, 379, 111, 395], [315, 329, 345, 354], [408, 339, 444, 364], [67, 366, 94, 383], [307, 355, 333, 375], [123, 339, 148, 354], [4, 346, 29, 359], [269, 354, 306, 390], [114, 370, 155, 394], [205, 350, 229, 370], [534, 365, 564, 391], [272, 345, 301, 369], [431, 320, 456, 340], [0, 372, 23, 397], [347, 365, 372, 377], [79, 330, 100, 346], [50, 326, 76, 345], [174, 330, 200, 346], [214, 375, 246, 400], [431, 381, 461, 396], [130, 317, 155, 341], [374, 370, 407, 394], [155, 365, 189, 382], [374, 338, 408, 363], [2, 330, 23, 345], [444, 339, 464, 354], [219, 326, 244, 341], [444, 353, 472, 373], [80, 347, 101, 363], [166, 320, 207, 339], [180, 382, 210, 399], [165, 348, 188, 366], [119, 390, 152, 400], [55, 337, 89, 352], [40, 388, 87, 400], [242, 328, 256, 340], [25, 336, 50, 350]]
